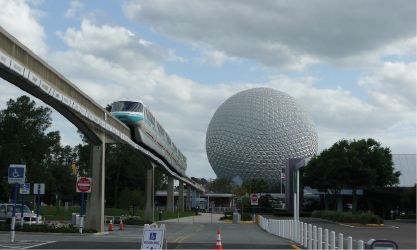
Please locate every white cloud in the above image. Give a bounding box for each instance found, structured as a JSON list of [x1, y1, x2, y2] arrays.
[[0, 1, 413, 181], [122, 0, 416, 70], [56, 19, 173, 71], [65, 0, 84, 19], [359, 61, 416, 114], [198, 50, 228, 67], [47, 18, 416, 178], [0, 0, 47, 56]]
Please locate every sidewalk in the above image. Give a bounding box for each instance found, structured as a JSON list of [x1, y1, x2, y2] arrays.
[[160, 213, 225, 223]]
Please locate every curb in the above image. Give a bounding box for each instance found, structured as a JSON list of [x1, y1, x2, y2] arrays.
[[365, 224, 384, 227]]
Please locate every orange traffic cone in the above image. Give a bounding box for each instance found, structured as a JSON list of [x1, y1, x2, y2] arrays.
[[119, 219, 124, 231], [108, 219, 113, 231], [215, 229, 223, 250]]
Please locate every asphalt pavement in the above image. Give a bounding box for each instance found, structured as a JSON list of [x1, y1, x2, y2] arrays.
[[0, 213, 297, 249], [0, 214, 414, 249], [297, 217, 416, 249]]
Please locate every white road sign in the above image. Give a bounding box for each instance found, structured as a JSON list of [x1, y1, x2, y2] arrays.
[[250, 194, 259, 206], [19, 183, 30, 195], [141, 224, 166, 249], [33, 183, 45, 195]]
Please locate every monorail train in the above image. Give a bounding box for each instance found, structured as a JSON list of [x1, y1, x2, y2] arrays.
[[110, 100, 187, 175]]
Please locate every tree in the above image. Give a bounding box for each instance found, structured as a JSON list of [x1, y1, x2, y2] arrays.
[[0, 96, 51, 201], [303, 138, 400, 211], [243, 179, 269, 194], [207, 177, 232, 193]]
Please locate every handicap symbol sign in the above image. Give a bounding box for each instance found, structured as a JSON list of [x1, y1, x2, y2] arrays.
[[149, 232, 157, 240], [8, 164, 26, 184]]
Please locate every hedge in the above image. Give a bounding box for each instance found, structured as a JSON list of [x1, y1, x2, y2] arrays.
[[398, 213, 416, 220], [311, 210, 383, 224], [220, 212, 253, 221], [273, 211, 312, 218]]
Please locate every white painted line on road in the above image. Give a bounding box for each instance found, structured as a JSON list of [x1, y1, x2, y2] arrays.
[[24, 241, 55, 249], [93, 232, 109, 236], [338, 223, 356, 228]]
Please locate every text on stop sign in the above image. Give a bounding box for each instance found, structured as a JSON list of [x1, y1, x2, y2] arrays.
[[76, 177, 92, 193]]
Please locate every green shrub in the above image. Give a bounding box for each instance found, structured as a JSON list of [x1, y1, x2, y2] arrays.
[[311, 210, 383, 224], [224, 211, 233, 217], [123, 216, 144, 225], [241, 213, 253, 221], [398, 213, 416, 220], [219, 215, 232, 220], [274, 211, 312, 218]]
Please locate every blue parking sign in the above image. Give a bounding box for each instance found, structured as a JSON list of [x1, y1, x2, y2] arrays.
[[19, 183, 30, 194], [8, 164, 26, 184]]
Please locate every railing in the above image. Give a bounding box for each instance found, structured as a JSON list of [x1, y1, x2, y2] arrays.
[[211, 207, 231, 214], [258, 216, 364, 249], [104, 215, 124, 224]]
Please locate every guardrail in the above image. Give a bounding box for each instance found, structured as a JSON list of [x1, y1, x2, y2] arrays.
[[257, 215, 364, 249], [211, 207, 231, 214]]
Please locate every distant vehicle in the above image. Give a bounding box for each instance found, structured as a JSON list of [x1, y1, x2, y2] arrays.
[[0, 203, 40, 224], [110, 100, 187, 176]]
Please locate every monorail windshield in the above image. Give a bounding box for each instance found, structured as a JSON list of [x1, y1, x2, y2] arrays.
[[111, 101, 143, 112]]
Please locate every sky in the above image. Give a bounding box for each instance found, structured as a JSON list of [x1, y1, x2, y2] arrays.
[[0, 0, 415, 179]]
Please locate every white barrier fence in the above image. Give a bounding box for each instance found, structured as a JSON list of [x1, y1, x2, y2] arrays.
[[258, 216, 364, 249]]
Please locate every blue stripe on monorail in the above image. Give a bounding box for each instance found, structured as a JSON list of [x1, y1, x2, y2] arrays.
[[111, 112, 143, 124]]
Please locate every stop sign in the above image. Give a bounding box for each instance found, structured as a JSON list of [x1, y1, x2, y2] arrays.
[[76, 177, 92, 193], [250, 194, 258, 205]]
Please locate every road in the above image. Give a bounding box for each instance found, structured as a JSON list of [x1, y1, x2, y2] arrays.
[[297, 217, 415, 249], [0, 213, 296, 249]]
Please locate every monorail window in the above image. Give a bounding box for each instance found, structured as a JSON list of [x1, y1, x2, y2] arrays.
[[156, 122, 164, 134], [145, 109, 156, 125], [111, 101, 143, 112]]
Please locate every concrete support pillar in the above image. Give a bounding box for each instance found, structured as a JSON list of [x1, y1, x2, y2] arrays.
[[144, 166, 154, 223], [166, 176, 174, 213], [337, 195, 343, 212], [191, 189, 197, 208], [86, 142, 105, 232], [286, 158, 307, 214], [178, 182, 184, 212], [186, 186, 192, 211]]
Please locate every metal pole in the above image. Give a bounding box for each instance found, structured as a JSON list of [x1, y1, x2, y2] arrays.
[[10, 183, 18, 243], [296, 169, 300, 221], [280, 169, 282, 195], [79, 192, 84, 234], [36, 185, 41, 224], [20, 187, 24, 227], [293, 193, 297, 221], [152, 165, 155, 223]]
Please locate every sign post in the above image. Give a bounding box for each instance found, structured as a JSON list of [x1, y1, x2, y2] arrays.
[[19, 183, 30, 227], [8, 164, 26, 243], [33, 183, 45, 224], [250, 193, 259, 222], [76, 177, 92, 234]]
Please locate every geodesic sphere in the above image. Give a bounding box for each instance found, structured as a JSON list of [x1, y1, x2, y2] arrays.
[[206, 87, 318, 189]]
